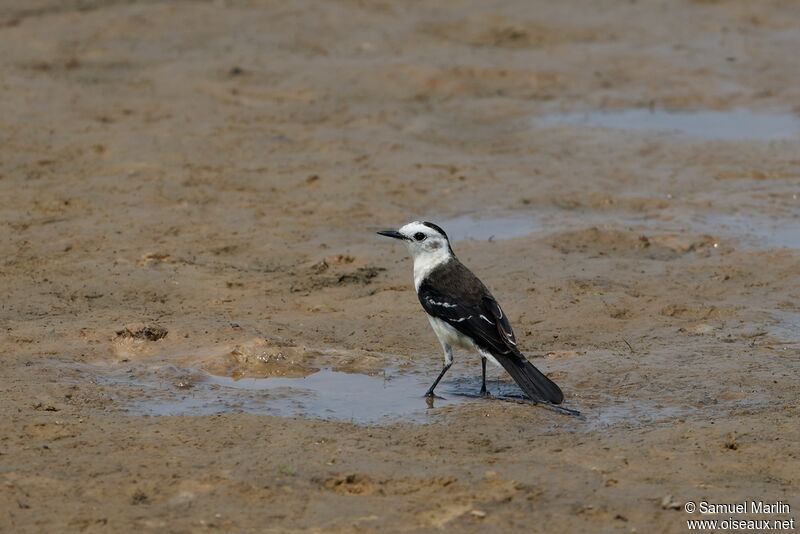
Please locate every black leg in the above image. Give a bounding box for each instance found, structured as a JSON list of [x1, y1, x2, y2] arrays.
[[479, 357, 490, 396], [425, 362, 452, 397]]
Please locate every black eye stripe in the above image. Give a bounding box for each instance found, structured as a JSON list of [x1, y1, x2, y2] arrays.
[[413, 232, 426, 241]]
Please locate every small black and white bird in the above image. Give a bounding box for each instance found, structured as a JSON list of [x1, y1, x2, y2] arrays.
[[378, 221, 564, 404]]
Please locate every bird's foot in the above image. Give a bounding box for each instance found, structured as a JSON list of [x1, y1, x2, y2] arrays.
[[425, 392, 445, 409], [479, 388, 491, 398]]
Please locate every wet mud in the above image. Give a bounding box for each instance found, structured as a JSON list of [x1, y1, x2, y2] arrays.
[[1, 0, 799, 532]]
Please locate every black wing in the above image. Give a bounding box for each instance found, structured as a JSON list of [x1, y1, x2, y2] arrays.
[[418, 283, 518, 356]]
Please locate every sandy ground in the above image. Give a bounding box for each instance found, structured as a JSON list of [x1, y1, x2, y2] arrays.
[[1, 0, 799, 532]]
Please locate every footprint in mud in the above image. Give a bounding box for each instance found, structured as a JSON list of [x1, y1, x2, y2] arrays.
[[291, 256, 386, 292]]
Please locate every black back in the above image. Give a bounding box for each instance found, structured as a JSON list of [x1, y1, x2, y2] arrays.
[[418, 258, 564, 404]]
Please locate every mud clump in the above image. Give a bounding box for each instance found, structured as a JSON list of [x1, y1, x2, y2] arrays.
[[201, 338, 319, 379], [549, 228, 717, 260], [138, 252, 172, 267], [426, 15, 609, 50], [322, 474, 378, 496], [131, 490, 149, 505], [115, 324, 168, 341], [661, 495, 682, 510]]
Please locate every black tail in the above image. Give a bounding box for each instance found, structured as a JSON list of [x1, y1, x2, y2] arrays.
[[495, 354, 564, 404]]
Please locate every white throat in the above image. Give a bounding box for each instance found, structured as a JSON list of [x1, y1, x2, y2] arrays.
[[412, 247, 452, 290]]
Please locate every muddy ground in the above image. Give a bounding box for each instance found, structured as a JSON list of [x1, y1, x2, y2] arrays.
[[1, 0, 799, 532]]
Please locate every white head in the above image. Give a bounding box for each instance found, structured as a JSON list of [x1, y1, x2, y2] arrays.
[[378, 221, 454, 288]]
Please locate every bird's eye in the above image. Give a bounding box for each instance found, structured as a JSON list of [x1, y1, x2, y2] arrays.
[[413, 232, 426, 242]]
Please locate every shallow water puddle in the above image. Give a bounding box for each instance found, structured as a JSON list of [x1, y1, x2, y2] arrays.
[[628, 212, 800, 249], [433, 209, 799, 250], [436, 213, 539, 241], [84, 361, 702, 427], [767, 310, 800, 346], [99, 362, 588, 424], [699, 213, 800, 249], [115, 367, 492, 424], [537, 108, 800, 141], [200, 370, 472, 423]]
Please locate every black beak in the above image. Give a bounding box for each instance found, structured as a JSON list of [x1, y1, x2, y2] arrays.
[[377, 229, 408, 240]]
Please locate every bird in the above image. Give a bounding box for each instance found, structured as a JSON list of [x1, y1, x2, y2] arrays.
[[377, 221, 564, 404]]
